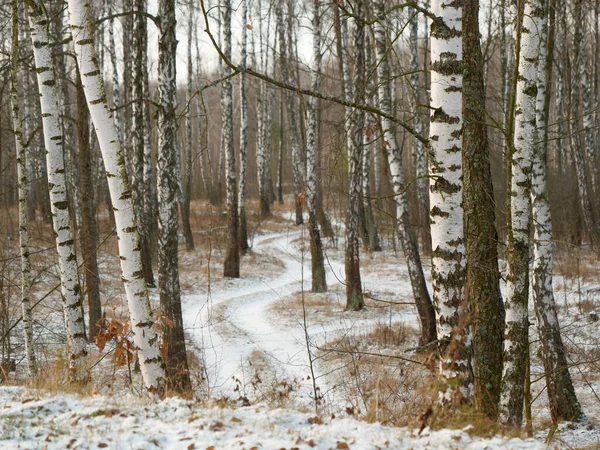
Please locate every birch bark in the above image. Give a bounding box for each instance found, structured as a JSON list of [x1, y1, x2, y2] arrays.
[[10, 0, 36, 378], [500, 0, 540, 426], [157, 0, 191, 392], [374, 0, 436, 346], [66, 0, 166, 393], [307, 0, 327, 293], [222, 0, 240, 278], [239, 0, 250, 253], [26, 0, 88, 383], [429, 0, 471, 400], [531, 0, 584, 423]]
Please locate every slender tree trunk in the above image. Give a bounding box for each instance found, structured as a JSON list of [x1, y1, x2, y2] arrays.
[[10, 0, 37, 378], [344, 2, 364, 311], [27, 0, 88, 383], [76, 72, 102, 342], [239, 0, 250, 253], [157, 0, 191, 393], [183, 2, 195, 252], [222, 0, 240, 278], [430, 0, 470, 400], [374, 0, 436, 346], [66, 0, 166, 393], [532, 0, 584, 423], [256, 0, 270, 217], [463, 0, 505, 420], [278, 94, 284, 205], [500, 0, 540, 426], [307, 0, 327, 293]]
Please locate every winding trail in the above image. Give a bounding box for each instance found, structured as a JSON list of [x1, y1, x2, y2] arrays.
[[182, 228, 415, 401]]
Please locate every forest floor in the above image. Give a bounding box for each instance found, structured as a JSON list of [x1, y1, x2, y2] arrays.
[[1, 203, 600, 448]]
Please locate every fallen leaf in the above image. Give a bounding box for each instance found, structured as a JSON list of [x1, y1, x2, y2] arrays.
[[336, 442, 349, 449], [230, 416, 242, 423], [307, 416, 323, 425]]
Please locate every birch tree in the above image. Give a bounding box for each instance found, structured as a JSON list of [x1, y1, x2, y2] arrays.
[[500, 0, 541, 426], [26, 0, 88, 383], [10, 0, 36, 378], [374, 0, 436, 345], [462, 0, 505, 419], [345, 1, 364, 310], [306, 0, 327, 293], [429, 0, 470, 396], [183, 1, 195, 251], [239, 0, 250, 253], [157, 0, 192, 392], [66, 0, 166, 393], [222, 0, 240, 277], [531, 0, 584, 423]]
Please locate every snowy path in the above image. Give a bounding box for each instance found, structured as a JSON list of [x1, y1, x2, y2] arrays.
[[183, 229, 340, 398], [182, 228, 415, 401]]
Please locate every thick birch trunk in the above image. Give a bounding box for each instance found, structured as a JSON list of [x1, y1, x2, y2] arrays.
[[27, 0, 88, 383], [374, 1, 436, 346], [10, 0, 36, 378], [500, 0, 540, 426], [429, 0, 470, 401], [66, 0, 166, 393], [462, 0, 505, 419], [307, 0, 327, 293], [157, 0, 191, 393], [531, 1, 584, 423]]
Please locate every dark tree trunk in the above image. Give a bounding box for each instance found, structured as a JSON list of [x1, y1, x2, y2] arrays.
[[462, 0, 505, 420], [157, 0, 191, 393], [76, 76, 102, 341]]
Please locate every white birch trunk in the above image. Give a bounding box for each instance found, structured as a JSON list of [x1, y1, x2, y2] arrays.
[[10, 0, 36, 378], [374, 0, 436, 345], [27, 1, 88, 383], [499, 0, 541, 425], [66, 0, 166, 393], [429, 0, 469, 397], [239, 0, 250, 252], [531, 1, 584, 423]]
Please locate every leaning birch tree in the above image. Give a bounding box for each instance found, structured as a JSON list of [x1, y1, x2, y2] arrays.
[[531, 0, 584, 423], [66, 0, 166, 393], [26, 0, 88, 383], [373, 0, 436, 345]]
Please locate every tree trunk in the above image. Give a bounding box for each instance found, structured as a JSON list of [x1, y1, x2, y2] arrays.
[[222, 0, 240, 278], [374, 0, 436, 346], [157, 0, 191, 393], [306, 0, 327, 293], [344, 2, 365, 311], [256, 0, 270, 217], [532, 0, 584, 423], [10, 0, 37, 378], [500, 0, 540, 426], [27, 0, 88, 383], [239, 0, 250, 254], [66, 0, 166, 394], [462, 0, 505, 420], [429, 0, 470, 401], [183, 2, 195, 252], [76, 71, 102, 342]]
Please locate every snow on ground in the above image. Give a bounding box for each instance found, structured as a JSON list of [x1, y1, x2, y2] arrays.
[[0, 386, 549, 449]]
